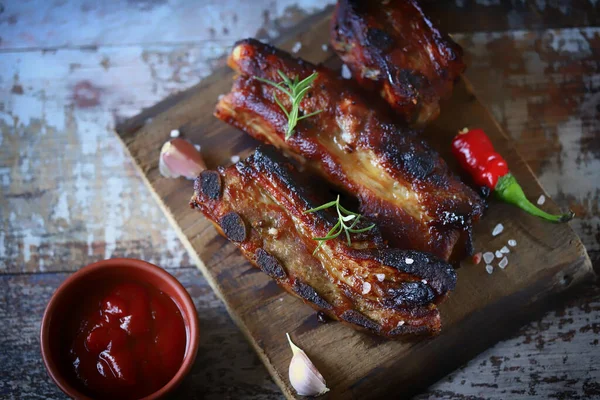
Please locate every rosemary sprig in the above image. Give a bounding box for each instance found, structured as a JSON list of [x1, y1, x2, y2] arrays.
[[303, 195, 376, 255], [255, 70, 323, 140]]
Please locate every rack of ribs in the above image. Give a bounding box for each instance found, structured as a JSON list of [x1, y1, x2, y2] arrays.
[[330, 0, 466, 125], [190, 146, 457, 336], [214, 39, 483, 263]]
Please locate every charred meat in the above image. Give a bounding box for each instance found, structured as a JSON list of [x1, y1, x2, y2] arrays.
[[215, 39, 483, 262], [330, 0, 466, 125], [190, 146, 457, 336]]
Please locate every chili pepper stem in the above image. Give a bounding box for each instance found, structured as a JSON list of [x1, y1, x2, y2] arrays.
[[495, 174, 574, 223]]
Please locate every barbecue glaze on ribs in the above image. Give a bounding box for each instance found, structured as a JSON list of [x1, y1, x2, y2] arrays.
[[215, 39, 483, 262], [190, 146, 457, 336], [330, 0, 466, 125]]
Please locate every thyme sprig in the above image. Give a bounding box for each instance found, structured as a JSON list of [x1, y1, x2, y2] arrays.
[[303, 195, 376, 254], [255, 70, 322, 140]]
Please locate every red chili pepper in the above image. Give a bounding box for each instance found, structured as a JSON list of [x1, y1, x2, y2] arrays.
[[452, 128, 574, 223]]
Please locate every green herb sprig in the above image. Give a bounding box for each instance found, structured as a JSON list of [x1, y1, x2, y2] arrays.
[[255, 70, 322, 140], [303, 195, 376, 254]]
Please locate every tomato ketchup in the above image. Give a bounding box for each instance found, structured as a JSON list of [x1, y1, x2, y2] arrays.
[[65, 282, 187, 399]]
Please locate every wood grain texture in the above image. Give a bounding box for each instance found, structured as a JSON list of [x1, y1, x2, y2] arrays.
[[2, 0, 598, 50], [418, 283, 600, 400], [115, 11, 594, 399], [2, 0, 600, 398], [0, 0, 332, 50], [0, 1, 330, 273]]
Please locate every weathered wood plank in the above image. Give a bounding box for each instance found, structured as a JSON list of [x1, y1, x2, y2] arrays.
[[0, 44, 215, 272], [419, 283, 600, 400], [0, 0, 332, 50], [2, 0, 598, 51], [0, 0, 334, 274]]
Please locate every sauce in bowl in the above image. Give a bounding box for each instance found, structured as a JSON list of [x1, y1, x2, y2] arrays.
[[65, 281, 186, 399]]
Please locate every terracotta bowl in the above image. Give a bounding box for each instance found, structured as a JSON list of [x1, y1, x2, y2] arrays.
[[40, 258, 199, 399]]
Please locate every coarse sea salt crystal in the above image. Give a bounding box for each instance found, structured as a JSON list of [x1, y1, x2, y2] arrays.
[[499, 256, 508, 269], [397, 320, 405, 327], [537, 194, 546, 205], [268, 228, 278, 236], [194, 144, 201, 151], [170, 129, 180, 138], [230, 155, 240, 163], [375, 273, 385, 282], [495, 250, 503, 258], [362, 282, 371, 294], [291, 41, 302, 53], [341, 64, 352, 79], [483, 252, 495, 264], [492, 223, 504, 236], [500, 246, 510, 254], [405, 258, 414, 264], [421, 279, 428, 285], [321, 44, 328, 52], [508, 239, 517, 247], [486, 265, 493, 274]]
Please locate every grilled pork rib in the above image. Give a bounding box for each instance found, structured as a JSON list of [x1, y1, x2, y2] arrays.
[[215, 39, 483, 262], [330, 0, 466, 125], [190, 146, 457, 336]]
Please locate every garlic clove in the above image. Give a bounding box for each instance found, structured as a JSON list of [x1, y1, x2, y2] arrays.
[[159, 138, 206, 179], [286, 333, 329, 397]]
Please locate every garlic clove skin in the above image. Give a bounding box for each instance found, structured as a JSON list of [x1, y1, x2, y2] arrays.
[[159, 138, 206, 179], [287, 333, 329, 397]]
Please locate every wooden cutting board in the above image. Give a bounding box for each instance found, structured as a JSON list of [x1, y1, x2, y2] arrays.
[[115, 8, 595, 399]]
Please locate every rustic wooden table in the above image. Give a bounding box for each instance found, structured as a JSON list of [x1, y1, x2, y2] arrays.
[[1, 1, 599, 399]]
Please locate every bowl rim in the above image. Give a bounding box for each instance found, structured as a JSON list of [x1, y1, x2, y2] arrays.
[[40, 258, 200, 400]]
